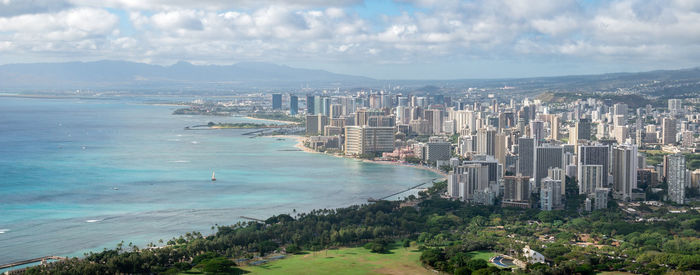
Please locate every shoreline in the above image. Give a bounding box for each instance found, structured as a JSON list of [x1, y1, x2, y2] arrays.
[[264, 135, 447, 178]]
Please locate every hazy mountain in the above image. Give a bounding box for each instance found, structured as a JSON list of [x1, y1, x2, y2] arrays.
[[0, 60, 697, 96], [0, 60, 375, 91]]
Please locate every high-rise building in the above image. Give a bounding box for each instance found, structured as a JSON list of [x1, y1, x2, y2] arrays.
[[662, 117, 676, 145], [306, 95, 315, 114], [460, 156, 500, 185], [425, 141, 452, 163], [503, 175, 530, 208], [424, 109, 443, 134], [594, 188, 609, 210], [668, 99, 682, 116], [534, 145, 564, 187], [344, 126, 394, 156], [613, 126, 629, 144], [321, 97, 331, 116], [681, 131, 694, 148], [612, 144, 638, 201], [579, 165, 603, 195], [613, 103, 628, 119], [540, 177, 562, 211], [314, 95, 323, 116], [355, 109, 384, 126], [517, 137, 535, 177], [551, 115, 561, 140], [576, 118, 591, 140], [578, 145, 610, 187], [450, 164, 488, 201], [305, 114, 328, 135], [494, 133, 508, 169], [667, 153, 687, 204], [529, 120, 545, 141], [272, 94, 282, 110], [330, 104, 343, 118], [289, 95, 298, 115], [477, 127, 497, 156]]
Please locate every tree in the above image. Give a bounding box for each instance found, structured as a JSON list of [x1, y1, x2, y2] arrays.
[[465, 259, 488, 271]]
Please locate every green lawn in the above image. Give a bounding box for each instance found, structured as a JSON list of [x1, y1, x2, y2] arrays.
[[242, 243, 433, 275], [466, 251, 497, 264]]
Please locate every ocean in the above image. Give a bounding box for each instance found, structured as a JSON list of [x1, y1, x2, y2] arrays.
[[0, 96, 439, 265]]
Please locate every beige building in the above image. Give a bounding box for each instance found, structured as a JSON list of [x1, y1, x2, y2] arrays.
[[344, 126, 395, 156]]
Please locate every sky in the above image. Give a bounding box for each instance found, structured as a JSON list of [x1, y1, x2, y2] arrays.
[[0, 0, 699, 79]]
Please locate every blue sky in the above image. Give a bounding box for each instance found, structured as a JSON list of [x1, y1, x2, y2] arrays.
[[0, 0, 699, 79]]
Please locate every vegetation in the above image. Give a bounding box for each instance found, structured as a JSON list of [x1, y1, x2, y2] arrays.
[[24, 180, 700, 274], [243, 242, 431, 275]]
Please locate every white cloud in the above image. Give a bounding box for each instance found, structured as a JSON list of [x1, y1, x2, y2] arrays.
[[0, 0, 699, 77]]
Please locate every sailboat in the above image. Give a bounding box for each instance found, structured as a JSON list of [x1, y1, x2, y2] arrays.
[[211, 171, 216, 182]]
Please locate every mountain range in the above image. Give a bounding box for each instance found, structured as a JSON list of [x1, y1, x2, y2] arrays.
[[0, 60, 373, 91], [0, 60, 698, 96]]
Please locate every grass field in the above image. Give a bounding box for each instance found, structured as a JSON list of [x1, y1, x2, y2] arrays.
[[242, 243, 433, 275], [466, 251, 497, 264]]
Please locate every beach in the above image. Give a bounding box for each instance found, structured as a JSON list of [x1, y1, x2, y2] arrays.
[[265, 134, 448, 178]]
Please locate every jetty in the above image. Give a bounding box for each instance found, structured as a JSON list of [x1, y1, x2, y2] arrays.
[[370, 177, 441, 202], [239, 216, 265, 223]]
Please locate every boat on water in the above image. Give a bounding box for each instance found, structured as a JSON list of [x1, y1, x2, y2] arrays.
[[211, 171, 216, 181]]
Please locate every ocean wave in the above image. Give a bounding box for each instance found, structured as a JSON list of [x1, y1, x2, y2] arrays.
[[191, 141, 199, 144], [85, 219, 102, 223], [166, 139, 181, 142], [169, 160, 190, 163], [0, 228, 9, 234]]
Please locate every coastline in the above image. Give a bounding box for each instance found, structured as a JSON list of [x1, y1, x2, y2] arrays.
[[264, 135, 447, 178]]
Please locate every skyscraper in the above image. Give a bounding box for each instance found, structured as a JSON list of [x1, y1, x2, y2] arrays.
[[579, 165, 603, 195], [476, 127, 497, 156], [576, 118, 591, 140], [667, 153, 687, 204], [534, 145, 564, 187], [541, 177, 562, 211], [578, 145, 610, 187], [289, 95, 298, 115], [305, 114, 328, 135], [517, 137, 535, 177], [612, 144, 638, 201], [662, 117, 676, 145], [450, 164, 488, 201], [272, 94, 282, 110], [306, 95, 315, 114], [668, 99, 682, 116], [503, 175, 530, 208], [551, 115, 561, 140], [529, 120, 545, 141]]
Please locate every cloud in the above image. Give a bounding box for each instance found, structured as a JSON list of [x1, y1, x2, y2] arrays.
[[0, 0, 698, 78], [151, 10, 203, 30], [0, 0, 72, 17]]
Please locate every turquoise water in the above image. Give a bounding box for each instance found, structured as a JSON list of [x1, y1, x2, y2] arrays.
[[0, 97, 439, 265]]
